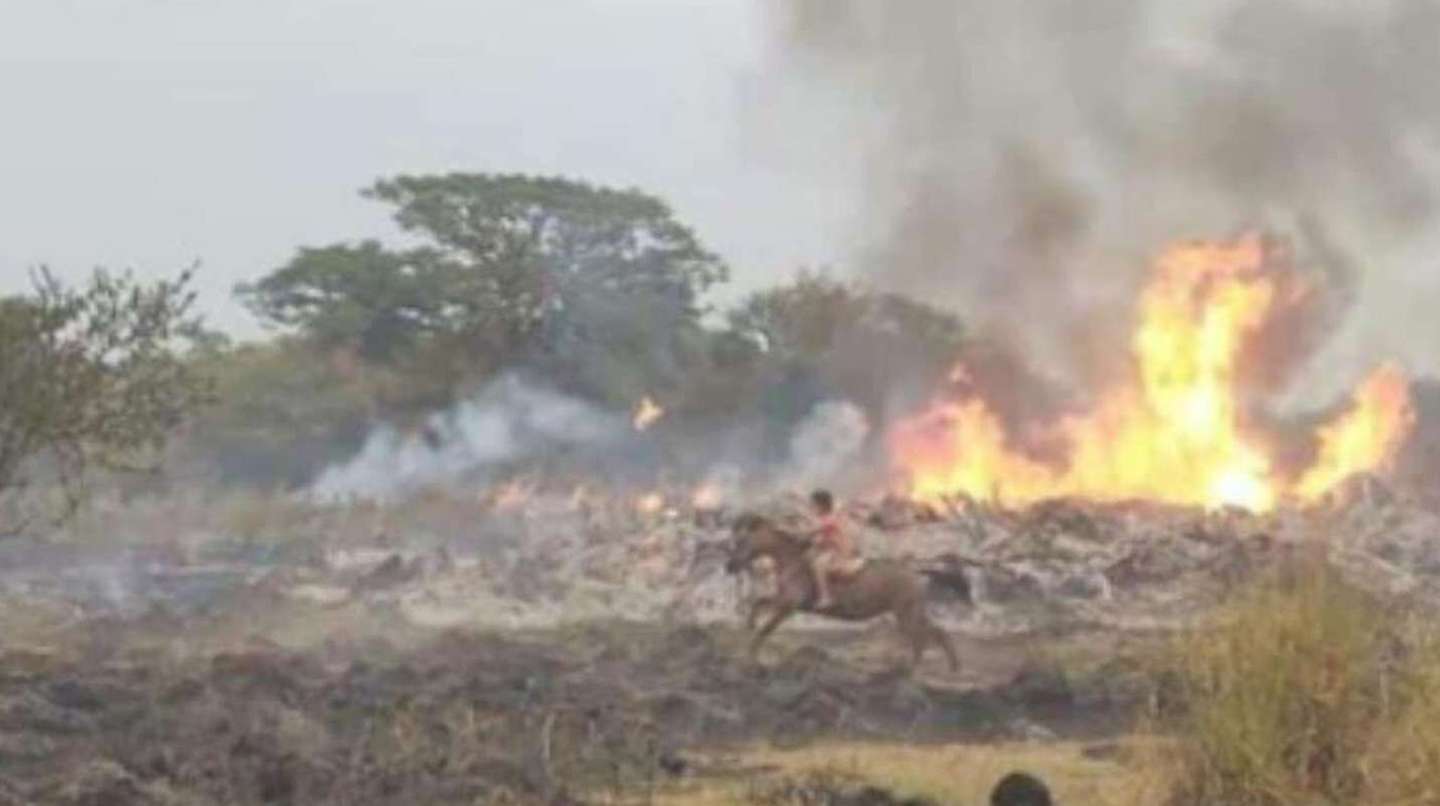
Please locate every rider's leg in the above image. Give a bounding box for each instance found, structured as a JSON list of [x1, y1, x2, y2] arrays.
[[813, 553, 834, 608]]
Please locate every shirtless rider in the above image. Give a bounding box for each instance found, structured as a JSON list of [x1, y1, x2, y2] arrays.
[[805, 489, 857, 609]]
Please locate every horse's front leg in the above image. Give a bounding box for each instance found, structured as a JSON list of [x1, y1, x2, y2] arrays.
[[746, 596, 776, 631], [749, 604, 794, 663]]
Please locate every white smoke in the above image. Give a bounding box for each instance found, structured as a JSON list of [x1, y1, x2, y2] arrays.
[[308, 374, 626, 501], [779, 399, 871, 490]]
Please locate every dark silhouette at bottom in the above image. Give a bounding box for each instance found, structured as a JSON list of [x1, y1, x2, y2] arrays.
[[990, 771, 1053, 806]]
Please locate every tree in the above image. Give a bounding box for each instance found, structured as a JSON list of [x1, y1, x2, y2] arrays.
[[724, 270, 966, 429], [236, 241, 454, 364], [727, 270, 965, 369], [237, 174, 729, 405], [725, 270, 871, 362], [0, 268, 214, 532], [182, 337, 378, 487]]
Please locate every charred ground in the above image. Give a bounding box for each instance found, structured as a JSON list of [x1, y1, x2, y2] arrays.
[[0, 480, 1433, 804]]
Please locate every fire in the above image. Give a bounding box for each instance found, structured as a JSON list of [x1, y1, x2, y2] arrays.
[[691, 483, 722, 510], [891, 235, 1414, 511], [490, 477, 536, 512], [568, 484, 591, 510], [634, 491, 665, 515], [632, 396, 665, 431], [1295, 363, 1415, 500]]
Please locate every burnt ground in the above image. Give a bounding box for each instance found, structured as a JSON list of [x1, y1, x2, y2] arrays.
[[8, 487, 1409, 804], [0, 615, 1149, 805]]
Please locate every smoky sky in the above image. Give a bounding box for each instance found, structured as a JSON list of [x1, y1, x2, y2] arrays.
[[5, 0, 1439, 393], [0, 0, 850, 338], [752, 0, 1440, 393]]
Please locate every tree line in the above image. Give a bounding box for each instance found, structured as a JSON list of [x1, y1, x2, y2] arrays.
[[1, 173, 969, 520]]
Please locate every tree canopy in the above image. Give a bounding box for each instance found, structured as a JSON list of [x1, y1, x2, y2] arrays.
[[238, 174, 729, 405], [0, 268, 214, 531], [726, 271, 967, 423]]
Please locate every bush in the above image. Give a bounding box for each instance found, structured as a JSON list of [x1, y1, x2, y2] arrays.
[[181, 339, 378, 488], [0, 268, 213, 531], [1157, 559, 1440, 805]]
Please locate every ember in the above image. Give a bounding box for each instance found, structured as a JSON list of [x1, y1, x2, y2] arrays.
[[691, 483, 723, 510], [891, 235, 1415, 511], [635, 491, 665, 515], [489, 477, 536, 512], [632, 396, 665, 431]]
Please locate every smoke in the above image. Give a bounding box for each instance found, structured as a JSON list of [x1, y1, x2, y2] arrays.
[[778, 399, 872, 491], [308, 374, 626, 501], [752, 0, 1440, 388], [307, 375, 878, 504]]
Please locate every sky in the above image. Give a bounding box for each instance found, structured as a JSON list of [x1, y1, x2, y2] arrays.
[[3, 0, 1435, 391], [0, 0, 849, 339]]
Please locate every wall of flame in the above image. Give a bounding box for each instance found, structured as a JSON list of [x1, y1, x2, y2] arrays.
[[890, 235, 1415, 511]]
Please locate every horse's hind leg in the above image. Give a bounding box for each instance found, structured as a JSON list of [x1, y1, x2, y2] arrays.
[[898, 606, 959, 673], [929, 620, 959, 672], [894, 606, 928, 670]]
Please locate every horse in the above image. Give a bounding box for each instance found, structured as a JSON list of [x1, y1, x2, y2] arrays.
[[723, 512, 959, 671]]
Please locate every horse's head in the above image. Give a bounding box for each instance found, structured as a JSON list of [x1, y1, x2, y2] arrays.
[[725, 512, 776, 574]]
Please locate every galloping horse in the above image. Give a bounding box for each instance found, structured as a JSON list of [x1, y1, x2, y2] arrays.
[[724, 512, 959, 671]]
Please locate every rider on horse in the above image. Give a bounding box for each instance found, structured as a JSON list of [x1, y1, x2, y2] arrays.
[[805, 489, 859, 608]]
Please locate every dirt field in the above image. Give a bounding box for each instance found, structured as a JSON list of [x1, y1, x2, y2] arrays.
[[0, 586, 1153, 804], [1, 484, 1428, 804]]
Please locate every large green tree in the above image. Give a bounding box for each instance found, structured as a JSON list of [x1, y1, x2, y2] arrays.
[[727, 271, 964, 368], [724, 271, 966, 430], [0, 268, 214, 531], [238, 174, 728, 405]]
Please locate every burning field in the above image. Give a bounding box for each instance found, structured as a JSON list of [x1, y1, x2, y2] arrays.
[[891, 234, 1414, 512], [5, 225, 1440, 805], [7, 1, 1440, 800], [3, 230, 1440, 805], [4, 436, 1440, 804]]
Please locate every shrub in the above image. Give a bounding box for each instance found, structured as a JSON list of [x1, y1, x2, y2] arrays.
[[1157, 558, 1440, 805]]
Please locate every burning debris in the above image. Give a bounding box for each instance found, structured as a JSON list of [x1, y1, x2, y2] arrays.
[[892, 235, 1415, 512], [6, 463, 1440, 802], [632, 395, 665, 431]]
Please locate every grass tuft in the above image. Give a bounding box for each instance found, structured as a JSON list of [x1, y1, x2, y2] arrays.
[[1156, 557, 1440, 805]]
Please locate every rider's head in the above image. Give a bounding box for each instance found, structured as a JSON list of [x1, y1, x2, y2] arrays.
[[810, 489, 834, 515]]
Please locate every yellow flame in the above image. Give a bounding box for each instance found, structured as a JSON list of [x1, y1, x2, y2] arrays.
[[633, 396, 665, 431], [891, 235, 1414, 511], [1294, 363, 1415, 501], [691, 483, 723, 509], [635, 491, 665, 514]]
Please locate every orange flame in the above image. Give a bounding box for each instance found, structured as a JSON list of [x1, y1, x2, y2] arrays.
[[891, 235, 1414, 511], [1295, 363, 1415, 501], [691, 483, 723, 510], [633, 396, 665, 431], [491, 478, 536, 512], [635, 491, 665, 515]]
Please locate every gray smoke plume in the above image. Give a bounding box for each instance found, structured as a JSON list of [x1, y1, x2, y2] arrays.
[[309, 374, 626, 501], [752, 0, 1440, 389], [779, 399, 871, 491]]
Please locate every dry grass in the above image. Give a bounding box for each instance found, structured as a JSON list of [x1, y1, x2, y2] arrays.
[[648, 739, 1169, 805], [1155, 558, 1440, 805]]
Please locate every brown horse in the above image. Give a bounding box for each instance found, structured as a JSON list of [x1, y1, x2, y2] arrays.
[[724, 512, 959, 671]]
